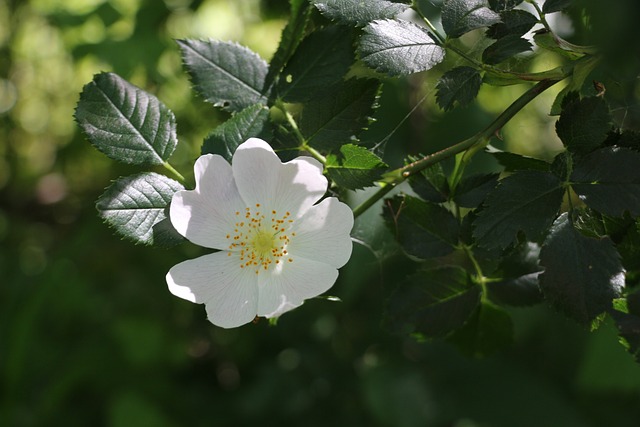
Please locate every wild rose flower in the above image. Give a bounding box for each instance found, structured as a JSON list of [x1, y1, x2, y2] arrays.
[[166, 138, 354, 328]]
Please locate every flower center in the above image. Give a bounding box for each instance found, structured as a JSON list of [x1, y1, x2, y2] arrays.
[[226, 203, 296, 274]]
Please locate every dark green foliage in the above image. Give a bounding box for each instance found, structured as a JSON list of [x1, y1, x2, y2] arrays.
[[482, 34, 532, 65], [487, 148, 551, 172], [442, 0, 501, 38], [75, 72, 177, 165], [278, 26, 355, 102], [325, 144, 388, 189], [96, 173, 185, 246], [488, 0, 524, 12], [539, 213, 624, 324], [435, 66, 483, 111], [386, 266, 480, 336], [408, 162, 450, 203], [383, 195, 459, 259], [473, 171, 565, 249], [486, 9, 538, 39], [542, 0, 572, 14], [177, 39, 269, 112], [300, 78, 380, 150], [447, 301, 513, 356], [452, 173, 499, 208], [556, 94, 612, 154], [311, 0, 409, 27], [201, 104, 272, 161], [358, 19, 446, 76], [487, 242, 544, 306], [571, 147, 640, 217]]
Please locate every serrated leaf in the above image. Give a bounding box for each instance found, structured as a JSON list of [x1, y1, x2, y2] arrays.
[[486, 146, 551, 172], [542, 0, 572, 14], [96, 173, 185, 247], [300, 78, 380, 151], [383, 194, 459, 259], [178, 39, 268, 112], [556, 95, 611, 155], [487, 242, 543, 306], [473, 170, 564, 249], [442, 0, 502, 39], [386, 266, 481, 337], [482, 34, 532, 65], [264, 0, 312, 90], [408, 162, 450, 203], [539, 213, 624, 324], [488, 0, 523, 12], [435, 66, 482, 111], [571, 147, 640, 217], [278, 26, 355, 103], [325, 144, 388, 190], [453, 173, 499, 208], [201, 104, 272, 162], [75, 72, 177, 165], [312, 0, 409, 27], [447, 300, 513, 356], [486, 9, 538, 39], [358, 19, 446, 77]]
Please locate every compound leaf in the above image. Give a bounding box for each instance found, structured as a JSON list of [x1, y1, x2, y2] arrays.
[[311, 0, 409, 27], [556, 95, 611, 155], [325, 144, 388, 190], [436, 66, 483, 111], [442, 0, 502, 38]]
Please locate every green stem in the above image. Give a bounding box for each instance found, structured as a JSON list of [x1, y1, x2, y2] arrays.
[[163, 162, 186, 184], [352, 78, 562, 219], [528, 0, 553, 32], [276, 100, 326, 164], [412, 2, 446, 44]]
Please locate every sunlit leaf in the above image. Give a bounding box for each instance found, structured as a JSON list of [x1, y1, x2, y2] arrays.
[[96, 173, 185, 247], [383, 194, 459, 259], [386, 266, 480, 337], [442, 0, 502, 38], [435, 66, 483, 111], [358, 19, 446, 76], [75, 72, 177, 165], [201, 104, 272, 162], [311, 0, 409, 27], [325, 144, 388, 190], [539, 213, 624, 324], [473, 171, 564, 249], [278, 26, 355, 102], [571, 147, 640, 217], [178, 39, 268, 112]]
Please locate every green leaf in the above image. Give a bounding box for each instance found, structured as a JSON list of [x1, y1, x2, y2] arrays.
[[556, 95, 611, 155], [435, 66, 482, 111], [447, 301, 513, 356], [358, 19, 446, 77], [482, 34, 532, 65], [542, 0, 572, 14], [300, 78, 380, 151], [487, 242, 543, 306], [96, 173, 185, 247], [408, 162, 449, 203], [325, 144, 388, 190], [201, 104, 272, 162], [486, 146, 551, 172], [488, 0, 523, 12], [473, 171, 564, 249], [177, 39, 268, 112], [486, 9, 538, 39], [75, 72, 177, 165], [452, 173, 499, 208], [441, 0, 502, 38], [383, 194, 459, 259], [278, 26, 355, 103], [571, 147, 640, 217], [539, 213, 624, 324], [311, 0, 409, 27], [264, 0, 312, 90], [386, 266, 481, 337]]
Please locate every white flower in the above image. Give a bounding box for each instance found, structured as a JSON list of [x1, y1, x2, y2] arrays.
[[166, 138, 354, 328]]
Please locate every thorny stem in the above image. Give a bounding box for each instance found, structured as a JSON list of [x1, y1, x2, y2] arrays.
[[352, 78, 563, 218]]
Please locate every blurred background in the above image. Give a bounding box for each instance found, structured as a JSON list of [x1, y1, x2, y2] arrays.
[[2, 0, 640, 426]]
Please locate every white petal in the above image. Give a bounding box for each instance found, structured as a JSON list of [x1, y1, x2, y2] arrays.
[[256, 257, 339, 318], [287, 197, 354, 268], [232, 138, 327, 215], [166, 252, 258, 328], [170, 154, 245, 249]]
